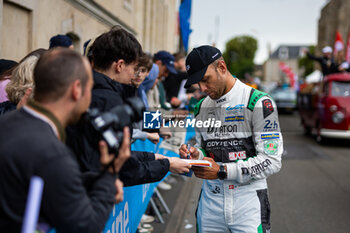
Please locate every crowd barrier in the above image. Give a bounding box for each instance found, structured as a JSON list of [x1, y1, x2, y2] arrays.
[[103, 125, 195, 233]]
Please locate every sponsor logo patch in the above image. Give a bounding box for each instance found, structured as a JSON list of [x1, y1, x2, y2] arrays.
[[208, 184, 221, 194], [229, 151, 247, 161], [226, 104, 244, 111], [207, 183, 220, 194], [225, 115, 244, 122], [263, 140, 278, 155], [216, 97, 227, 104], [261, 133, 280, 140], [263, 119, 279, 131], [242, 159, 272, 176], [207, 124, 237, 136], [205, 139, 244, 148], [262, 99, 274, 118], [242, 167, 249, 175], [229, 185, 235, 190]]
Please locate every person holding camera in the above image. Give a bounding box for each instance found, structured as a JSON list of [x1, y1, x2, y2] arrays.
[[66, 27, 191, 187], [0, 48, 130, 232]]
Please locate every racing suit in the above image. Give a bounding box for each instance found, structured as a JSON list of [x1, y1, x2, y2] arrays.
[[194, 78, 283, 233]]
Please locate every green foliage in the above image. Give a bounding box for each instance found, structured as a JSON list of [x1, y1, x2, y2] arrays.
[[298, 45, 315, 77], [223, 35, 258, 79]]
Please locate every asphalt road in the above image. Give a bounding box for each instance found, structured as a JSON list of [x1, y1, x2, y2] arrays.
[[269, 112, 350, 233], [152, 111, 350, 233]]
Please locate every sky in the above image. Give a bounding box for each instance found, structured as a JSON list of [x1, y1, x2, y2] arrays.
[[189, 0, 329, 64]]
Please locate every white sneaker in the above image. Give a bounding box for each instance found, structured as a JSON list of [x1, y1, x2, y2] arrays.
[[138, 227, 150, 233], [142, 223, 154, 232], [141, 214, 155, 223], [157, 181, 172, 190]]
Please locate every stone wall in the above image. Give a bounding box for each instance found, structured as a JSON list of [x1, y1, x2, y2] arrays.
[[0, 0, 179, 61]]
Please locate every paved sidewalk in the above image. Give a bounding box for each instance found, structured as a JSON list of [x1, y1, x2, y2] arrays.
[[151, 175, 202, 233], [173, 178, 202, 233]]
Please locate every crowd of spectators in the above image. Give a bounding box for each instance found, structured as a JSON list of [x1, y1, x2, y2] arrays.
[[0, 28, 204, 232], [306, 45, 350, 76]]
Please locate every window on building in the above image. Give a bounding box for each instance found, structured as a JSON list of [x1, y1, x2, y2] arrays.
[[279, 47, 289, 60]]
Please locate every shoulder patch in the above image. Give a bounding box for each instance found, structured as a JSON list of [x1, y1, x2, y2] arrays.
[[194, 98, 205, 117], [264, 140, 279, 155], [262, 99, 274, 118], [247, 89, 268, 111]]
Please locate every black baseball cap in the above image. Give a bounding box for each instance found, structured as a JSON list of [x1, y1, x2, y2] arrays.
[[0, 59, 17, 74], [184, 45, 222, 88], [154, 51, 177, 74], [49, 34, 73, 49]]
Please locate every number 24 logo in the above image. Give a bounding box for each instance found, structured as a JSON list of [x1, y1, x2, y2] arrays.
[[264, 120, 278, 129]]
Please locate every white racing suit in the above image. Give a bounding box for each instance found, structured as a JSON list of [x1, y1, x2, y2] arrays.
[[194, 78, 283, 233]]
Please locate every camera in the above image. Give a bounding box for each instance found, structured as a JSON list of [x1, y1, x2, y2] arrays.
[[84, 97, 145, 153]]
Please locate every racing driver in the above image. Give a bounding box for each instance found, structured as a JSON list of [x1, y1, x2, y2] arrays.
[[179, 45, 283, 233]]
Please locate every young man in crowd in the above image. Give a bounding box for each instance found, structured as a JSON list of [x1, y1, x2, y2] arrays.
[[131, 53, 161, 144], [179, 45, 283, 233], [163, 52, 189, 108], [149, 51, 177, 110], [0, 48, 130, 232]]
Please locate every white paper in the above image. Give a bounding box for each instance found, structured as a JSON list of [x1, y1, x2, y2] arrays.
[[182, 159, 212, 167]]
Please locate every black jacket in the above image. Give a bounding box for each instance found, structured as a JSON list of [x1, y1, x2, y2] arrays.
[[0, 108, 116, 233], [163, 71, 188, 102], [307, 52, 337, 76], [66, 70, 170, 186]]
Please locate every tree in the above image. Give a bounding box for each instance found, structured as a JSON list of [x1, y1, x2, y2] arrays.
[[298, 45, 316, 77], [223, 35, 258, 79]]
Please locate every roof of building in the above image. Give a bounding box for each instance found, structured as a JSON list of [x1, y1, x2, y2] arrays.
[[270, 45, 310, 60]]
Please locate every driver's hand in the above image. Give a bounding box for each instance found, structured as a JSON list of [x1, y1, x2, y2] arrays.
[[192, 157, 220, 180], [179, 144, 199, 160]]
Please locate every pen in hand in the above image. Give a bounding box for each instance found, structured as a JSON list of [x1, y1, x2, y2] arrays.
[[182, 143, 193, 177], [187, 144, 191, 159]]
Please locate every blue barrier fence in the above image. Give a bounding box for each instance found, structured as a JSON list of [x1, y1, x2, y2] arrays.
[[103, 126, 195, 233]]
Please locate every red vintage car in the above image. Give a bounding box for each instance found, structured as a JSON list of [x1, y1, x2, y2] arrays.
[[298, 72, 350, 142]]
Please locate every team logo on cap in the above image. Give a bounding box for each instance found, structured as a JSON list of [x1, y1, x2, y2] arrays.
[[212, 52, 219, 59], [186, 65, 190, 71]]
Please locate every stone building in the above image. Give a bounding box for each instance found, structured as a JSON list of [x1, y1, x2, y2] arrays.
[[317, 0, 350, 54], [0, 0, 179, 61], [263, 45, 309, 83]]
